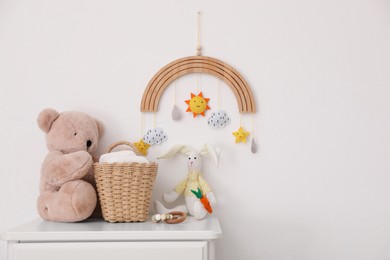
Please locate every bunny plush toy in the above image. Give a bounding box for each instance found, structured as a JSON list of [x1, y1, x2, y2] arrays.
[[155, 144, 219, 220]]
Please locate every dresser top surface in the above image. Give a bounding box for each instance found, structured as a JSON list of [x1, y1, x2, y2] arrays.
[[1, 216, 222, 242]]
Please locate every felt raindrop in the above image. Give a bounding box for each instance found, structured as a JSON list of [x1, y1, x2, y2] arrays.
[[171, 77, 182, 121], [171, 105, 181, 121], [251, 139, 257, 153]]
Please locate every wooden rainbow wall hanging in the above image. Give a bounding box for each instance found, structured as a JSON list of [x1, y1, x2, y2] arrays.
[[138, 12, 258, 153], [140, 56, 256, 113]]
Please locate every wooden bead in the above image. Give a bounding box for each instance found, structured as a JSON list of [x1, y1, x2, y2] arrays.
[[152, 214, 162, 222]]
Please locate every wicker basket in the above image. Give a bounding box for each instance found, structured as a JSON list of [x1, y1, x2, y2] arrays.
[[94, 141, 158, 223]]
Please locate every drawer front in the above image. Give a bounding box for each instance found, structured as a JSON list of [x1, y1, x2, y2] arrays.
[[10, 241, 208, 260]]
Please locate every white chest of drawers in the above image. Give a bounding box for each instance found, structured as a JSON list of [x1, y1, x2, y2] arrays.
[[1, 216, 222, 260]]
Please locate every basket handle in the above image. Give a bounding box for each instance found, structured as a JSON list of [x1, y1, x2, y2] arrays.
[[106, 141, 142, 156]]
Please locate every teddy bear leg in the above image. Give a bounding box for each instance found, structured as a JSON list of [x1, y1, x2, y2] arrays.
[[185, 196, 208, 220], [37, 180, 97, 222]]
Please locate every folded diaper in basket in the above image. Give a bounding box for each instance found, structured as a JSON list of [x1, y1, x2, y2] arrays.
[[99, 150, 149, 164]]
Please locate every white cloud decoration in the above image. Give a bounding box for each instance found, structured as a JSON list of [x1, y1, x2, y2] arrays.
[[207, 110, 231, 128], [142, 127, 168, 145]]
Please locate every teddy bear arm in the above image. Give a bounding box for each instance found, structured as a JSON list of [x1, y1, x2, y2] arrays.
[[42, 151, 93, 186]]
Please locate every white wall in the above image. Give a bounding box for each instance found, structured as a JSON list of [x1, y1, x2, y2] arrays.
[[1, 0, 390, 259]]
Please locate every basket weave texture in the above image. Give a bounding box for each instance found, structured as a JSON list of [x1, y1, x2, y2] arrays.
[[94, 141, 157, 223]]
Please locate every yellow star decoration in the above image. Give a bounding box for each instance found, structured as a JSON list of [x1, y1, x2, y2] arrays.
[[232, 127, 250, 143], [134, 139, 150, 156]]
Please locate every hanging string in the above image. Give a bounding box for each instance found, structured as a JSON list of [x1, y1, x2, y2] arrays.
[[171, 66, 182, 121], [196, 11, 201, 56], [154, 112, 157, 128], [174, 77, 178, 105], [218, 78, 221, 111], [196, 11, 202, 93], [141, 112, 145, 138], [175, 63, 180, 104], [252, 113, 255, 138], [196, 74, 199, 92], [240, 113, 243, 127], [196, 73, 202, 93]]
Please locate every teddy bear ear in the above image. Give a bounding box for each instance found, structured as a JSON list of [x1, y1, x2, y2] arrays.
[[95, 119, 104, 137], [37, 108, 60, 133]]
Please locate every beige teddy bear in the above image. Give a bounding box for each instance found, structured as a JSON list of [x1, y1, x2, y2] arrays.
[[37, 108, 103, 222]]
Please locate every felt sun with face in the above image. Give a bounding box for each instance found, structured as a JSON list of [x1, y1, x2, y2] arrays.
[[185, 92, 210, 118]]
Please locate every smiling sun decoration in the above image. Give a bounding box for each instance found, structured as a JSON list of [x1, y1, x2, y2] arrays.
[[185, 92, 211, 118]]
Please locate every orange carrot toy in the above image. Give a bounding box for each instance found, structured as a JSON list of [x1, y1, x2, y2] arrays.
[[191, 187, 213, 214]]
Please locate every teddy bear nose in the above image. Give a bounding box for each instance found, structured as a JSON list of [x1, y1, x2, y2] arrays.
[[86, 140, 92, 148]]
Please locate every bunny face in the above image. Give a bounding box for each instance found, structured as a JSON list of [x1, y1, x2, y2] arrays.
[[186, 151, 203, 172], [157, 144, 219, 170]]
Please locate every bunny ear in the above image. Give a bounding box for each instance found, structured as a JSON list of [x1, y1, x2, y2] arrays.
[[157, 145, 190, 159], [199, 144, 209, 156], [179, 146, 192, 156], [200, 143, 220, 167]]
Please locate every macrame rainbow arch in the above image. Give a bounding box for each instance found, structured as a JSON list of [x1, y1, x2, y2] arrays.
[[140, 56, 256, 113]]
